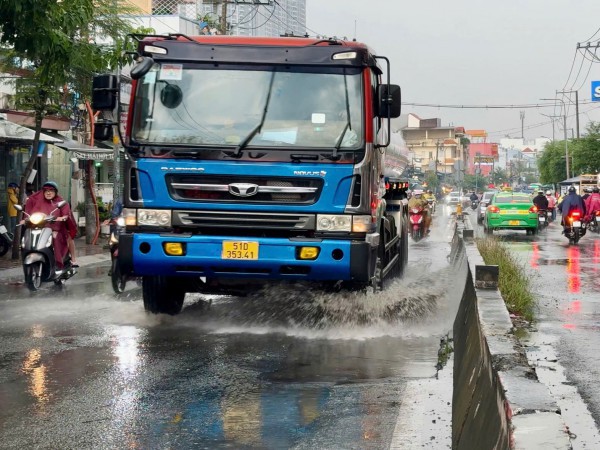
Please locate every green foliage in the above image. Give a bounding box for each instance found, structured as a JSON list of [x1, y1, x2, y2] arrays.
[[490, 168, 509, 185], [0, 0, 139, 103], [571, 122, 600, 175], [538, 140, 568, 184], [423, 170, 439, 190], [462, 173, 487, 191], [538, 122, 600, 183], [476, 237, 535, 322]]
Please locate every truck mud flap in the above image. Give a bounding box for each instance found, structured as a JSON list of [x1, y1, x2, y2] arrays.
[[350, 242, 376, 282], [118, 234, 134, 276]]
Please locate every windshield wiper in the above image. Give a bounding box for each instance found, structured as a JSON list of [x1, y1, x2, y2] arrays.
[[332, 72, 352, 160], [233, 71, 276, 157], [290, 153, 319, 162]]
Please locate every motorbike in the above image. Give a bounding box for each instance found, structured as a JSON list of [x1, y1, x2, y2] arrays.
[[563, 210, 586, 245], [537, 210, 549, 229], [587, 210, 600, 233], [15, 202, 77, 291], [0, 215, 13, 257], [470, 199, 479, 210], [108, 216, 139, 294], [409, 206, 426, 241]]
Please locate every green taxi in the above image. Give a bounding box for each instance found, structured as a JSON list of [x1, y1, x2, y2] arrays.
[[483, 192, 539, 235]]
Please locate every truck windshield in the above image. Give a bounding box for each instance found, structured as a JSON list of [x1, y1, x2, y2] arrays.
[[131, 63, 363, 149]]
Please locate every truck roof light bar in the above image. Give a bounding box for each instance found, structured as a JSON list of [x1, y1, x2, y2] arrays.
[[332, 51, 357, 60], [144, 45, 167, 55]]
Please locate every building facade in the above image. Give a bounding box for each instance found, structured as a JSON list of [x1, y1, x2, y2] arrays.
[[400, 114, 467, 185]]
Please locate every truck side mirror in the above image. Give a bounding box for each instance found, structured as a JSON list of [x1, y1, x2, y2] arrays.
[[376, 84, 401, 118], [130, 56, 155, 80], [92, 74, 118, 111], [94, 121, 114, 142]]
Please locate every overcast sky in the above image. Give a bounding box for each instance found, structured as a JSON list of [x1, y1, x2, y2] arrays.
[[305, 0, 600, 142]]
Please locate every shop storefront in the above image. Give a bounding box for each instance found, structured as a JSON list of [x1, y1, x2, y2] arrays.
[[0, 116, 63, 228]]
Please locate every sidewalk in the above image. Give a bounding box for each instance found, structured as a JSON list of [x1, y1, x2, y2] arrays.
[[0, 236, 111, 280]]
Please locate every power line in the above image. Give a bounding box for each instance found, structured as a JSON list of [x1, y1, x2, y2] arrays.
[[272, 0, 320, 36], [402, 100, 598, 110]]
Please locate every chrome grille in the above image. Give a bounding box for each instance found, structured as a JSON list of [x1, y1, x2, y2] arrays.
[[166, 174, 322, 204], [173, 210, 315, 231]]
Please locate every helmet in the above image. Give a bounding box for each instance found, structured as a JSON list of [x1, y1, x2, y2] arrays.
[[546, 190, 553, 195], [427, 190, 433, 194], [568, 186, 576, 193], [538, 191, 544, 195], [42, 181, 59, 192], [8, 182, 18, 188], [413, 189, 423, 195], [594, 187, 600, 193], [584, 187, 592, 193]]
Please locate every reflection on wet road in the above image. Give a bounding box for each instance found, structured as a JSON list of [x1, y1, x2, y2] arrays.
[[0, 211, 463, 449]]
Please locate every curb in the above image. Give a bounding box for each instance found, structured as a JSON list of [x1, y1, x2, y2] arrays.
[[459, 219, 572, 449]]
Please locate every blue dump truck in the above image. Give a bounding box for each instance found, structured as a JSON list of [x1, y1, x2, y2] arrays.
[[93, 34, 409, 314]]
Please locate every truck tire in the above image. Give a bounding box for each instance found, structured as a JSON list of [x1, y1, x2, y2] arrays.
[[142, 276, 185, 315]]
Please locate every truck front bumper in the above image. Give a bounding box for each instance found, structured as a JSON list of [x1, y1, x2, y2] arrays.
[[118, 233, 376, 282]]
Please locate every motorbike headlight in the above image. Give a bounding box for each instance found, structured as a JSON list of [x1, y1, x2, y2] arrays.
[[116, 217, 125, 227], [137, 209, 171, 227], [29, 212, 46, 225]]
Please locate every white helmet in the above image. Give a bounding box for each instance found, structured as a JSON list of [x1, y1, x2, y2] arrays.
[[546, 190, 553, 195], [413, 189, 423, 195]]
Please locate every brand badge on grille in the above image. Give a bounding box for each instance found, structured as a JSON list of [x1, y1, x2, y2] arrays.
[[229, 183, 259, 197]]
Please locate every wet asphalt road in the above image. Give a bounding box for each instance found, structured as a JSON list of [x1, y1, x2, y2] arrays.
[[0, 208, 464, 450], [468, 210, 600, 449]]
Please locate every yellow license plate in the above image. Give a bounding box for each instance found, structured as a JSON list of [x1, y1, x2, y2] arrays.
[[222, 241, 259, 260], [509, 220, 520, 225]]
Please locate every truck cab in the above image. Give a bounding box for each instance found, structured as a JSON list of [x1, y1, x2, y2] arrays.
[[95, 34, 408, 314]]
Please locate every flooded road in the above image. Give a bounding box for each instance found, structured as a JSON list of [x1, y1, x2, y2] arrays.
[[468, 211, 600, 449], [0, 210, 464, 449]]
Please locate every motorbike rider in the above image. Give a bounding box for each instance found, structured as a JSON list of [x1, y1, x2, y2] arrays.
[[423, 189, 435, 201], [584, 186, 600, 222], [23, 181, 78, 270], [545, 190, 557, 221], [559, 186, 586, 231], [533, 191, 549, 213], [408, 189, 431, 234], [469, 191, 479, 202]]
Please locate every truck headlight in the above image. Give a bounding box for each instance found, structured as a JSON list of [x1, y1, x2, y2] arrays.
[[316, 215, 376, 233], [137, 209, 171, 227], [316, 215, 351, 232], [123, 208, 137, 226]]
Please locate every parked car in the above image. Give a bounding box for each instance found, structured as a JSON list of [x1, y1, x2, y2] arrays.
[[477, 190, 497, 224], [483, 192, 539, 235]]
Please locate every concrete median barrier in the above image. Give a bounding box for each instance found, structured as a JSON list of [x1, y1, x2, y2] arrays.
[[452, 219, 571, 449]]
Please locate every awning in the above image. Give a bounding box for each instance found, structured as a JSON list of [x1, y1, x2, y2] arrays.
[[44, 131, 114, 160], [0, 115, 64, 143]]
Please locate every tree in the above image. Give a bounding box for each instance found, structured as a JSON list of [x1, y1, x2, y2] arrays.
[[0, 0, 139, 257], [537, 141, 567, 185], [571, 122, 600, 175]]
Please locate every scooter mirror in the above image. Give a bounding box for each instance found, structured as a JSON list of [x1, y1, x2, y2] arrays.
[[56, 200, 67, 208], [14, 204, 23, 211]]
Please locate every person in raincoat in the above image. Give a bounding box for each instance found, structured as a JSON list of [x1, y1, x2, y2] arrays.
[[23, 181, 78, 269], [7, 182, 19, 233]]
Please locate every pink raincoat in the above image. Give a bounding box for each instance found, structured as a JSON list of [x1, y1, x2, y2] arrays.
[[24, 191, 77, 268]]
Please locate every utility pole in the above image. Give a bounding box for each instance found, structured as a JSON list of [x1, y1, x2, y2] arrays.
[[557, 89, 580, 139], [220, 1, 227, 35], [520, 111, 525, 139]]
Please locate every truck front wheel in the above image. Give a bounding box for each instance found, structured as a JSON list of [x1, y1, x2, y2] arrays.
[[142, 276, 185, 315]]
